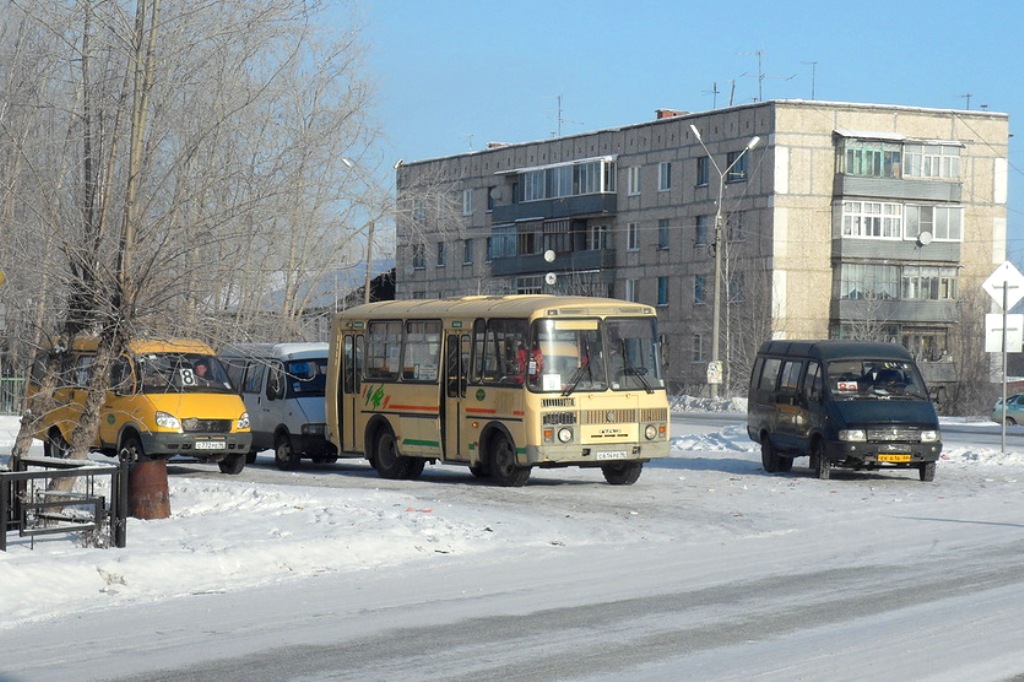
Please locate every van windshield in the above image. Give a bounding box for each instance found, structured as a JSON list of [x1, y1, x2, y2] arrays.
[[135, 353, 234, 394], [825, 359, 930, 401], [285, 358, 327, 397]]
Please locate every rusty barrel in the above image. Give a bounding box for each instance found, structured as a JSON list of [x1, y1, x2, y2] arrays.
[[129, 460, 171, 519]]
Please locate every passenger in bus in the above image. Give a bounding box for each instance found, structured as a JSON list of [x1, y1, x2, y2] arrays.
[[526, 341, 544, 386]]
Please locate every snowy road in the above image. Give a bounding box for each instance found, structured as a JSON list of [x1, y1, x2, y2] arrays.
[[3, 413, 1024, 681]]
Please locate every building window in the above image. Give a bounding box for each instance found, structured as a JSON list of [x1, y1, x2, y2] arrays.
[[841, 201, 903, 239], [902, 266, 958, 300], [520, 158, 616, 203], [903, 144, 960, 179], [516, 274, 544, 294], [696, 156, 709, 186], [487, 186, 496, 212], [658, 162, 672, 191], [413, 198, 427, 223], [841, 139, 902, 178], [692, 334, 705, 362], [726, 150, 750, 182], [411, 291, 426, 299], [412, 244, 426, 269], [905, 205, 962, 242], [658, 219, 670, 250], [436, 242, 446, 267], [627, 166, 641, 195], [463, 238, 473, 265], [485, 237, 493, 262], [627, 222, 639, 251], [694, 274, 707, 304], [588, 224, 610, 250], [657, 276, 669, 306], [462, 189, 473, 216], [491, 225, 517, 258], [695, 215, 709, 246], [624, 279, 638, 302], [836, 263, 899, 300], [728, 211, 745, 241]]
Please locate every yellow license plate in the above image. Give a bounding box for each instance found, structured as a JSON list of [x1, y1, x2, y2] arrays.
[[878, 454, 912, 463]]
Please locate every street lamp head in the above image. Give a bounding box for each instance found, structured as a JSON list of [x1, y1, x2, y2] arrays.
[[341, 157, 354, 169], [689, 124, 703, 141], [746, 135, 761, 150]]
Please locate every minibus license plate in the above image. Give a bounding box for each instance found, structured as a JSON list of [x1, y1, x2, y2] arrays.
[[878, 453, 911, 463], [596, 451, 627, 461], [195, 441, 226, 451]]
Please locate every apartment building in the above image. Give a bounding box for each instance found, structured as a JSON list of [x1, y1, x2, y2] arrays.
[[393, 100, 1009, 396]]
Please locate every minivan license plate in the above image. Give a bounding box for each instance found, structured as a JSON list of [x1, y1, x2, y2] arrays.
[[878, 453, 911, 463], [596, 451, 628, 461], [195, 441, 226, 451]]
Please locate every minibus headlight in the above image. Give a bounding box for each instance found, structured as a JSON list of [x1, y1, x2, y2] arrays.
[[557, 427, 573, 443], [155, 411, 180, 430], [920, 430, 940, 443], [237, 412, 250, 430], [302, 423, 326, 436], [644, 424, 658, 440], [839, 429, 866, 442]]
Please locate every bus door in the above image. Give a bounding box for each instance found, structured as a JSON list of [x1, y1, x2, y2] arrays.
[[441, 333, 471, 461], [342, 335, 362, 452]]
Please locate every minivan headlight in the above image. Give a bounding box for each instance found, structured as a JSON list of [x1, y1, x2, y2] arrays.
[[302, 423, 326, 436], [237, 412, 250, 430], [155, 411, 181, 430], [839, 429, 866, 442], [920, 430, 940, 443]]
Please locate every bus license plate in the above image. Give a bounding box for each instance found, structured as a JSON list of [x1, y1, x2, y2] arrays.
[[195, 441, 226, 451], [878, 453, 911, 463], [596, 451, 628, 461]]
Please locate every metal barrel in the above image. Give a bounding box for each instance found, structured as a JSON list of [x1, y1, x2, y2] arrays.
[[129, 460, 171, 519]]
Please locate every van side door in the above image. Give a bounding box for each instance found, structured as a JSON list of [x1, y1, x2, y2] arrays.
[[774, 359, 805, 451]]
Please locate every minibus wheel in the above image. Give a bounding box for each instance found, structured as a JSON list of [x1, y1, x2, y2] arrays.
[[602, 461, 643, 485], [489, 434, 530, 487], [919, 461, 936, 482], [119, 434, 148, 463], [218, 453, 245, 475], [275, 437, 300, 471], [812, 441, 830, 480], [760, 435, 781, 473]]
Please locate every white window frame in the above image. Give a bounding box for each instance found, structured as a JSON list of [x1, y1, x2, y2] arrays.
[[841, 200, 903, 239], [658, 162, 672, 191], [627, 166, 641, 195], [627, 222, 639, 251], [462, 189, 473, 216], [624, 278, 638, 302]]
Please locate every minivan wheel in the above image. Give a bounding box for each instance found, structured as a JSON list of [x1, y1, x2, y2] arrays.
[[275, 437, 300, 471], [919, 461, 936, 482], [810, 440, 830, 480], [761, 436, 780, 473]]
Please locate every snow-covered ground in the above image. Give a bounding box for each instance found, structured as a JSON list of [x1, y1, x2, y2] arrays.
[[2, 408, 1024, 680]]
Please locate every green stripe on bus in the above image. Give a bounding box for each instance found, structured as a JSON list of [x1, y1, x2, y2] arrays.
[[402, 439, 440, 448]]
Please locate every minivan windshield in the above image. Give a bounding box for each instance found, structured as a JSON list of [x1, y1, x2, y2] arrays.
[[530, 317, 663, 394], [133, 353, 235, 394], [825, 359, 929, 401]]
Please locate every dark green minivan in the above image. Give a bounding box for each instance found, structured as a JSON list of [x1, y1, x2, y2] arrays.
[[747, 340, 942, 481]]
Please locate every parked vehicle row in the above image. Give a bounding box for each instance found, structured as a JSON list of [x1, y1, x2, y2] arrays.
[[25, 300, 946, 485]]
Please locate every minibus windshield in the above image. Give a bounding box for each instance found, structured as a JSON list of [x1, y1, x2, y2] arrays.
[[135, 353, 235, 394], [825, 359, 929, 401]]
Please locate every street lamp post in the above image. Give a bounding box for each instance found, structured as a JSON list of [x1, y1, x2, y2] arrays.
[[342, 158, 402, 306], [690, 125, 760, 400]]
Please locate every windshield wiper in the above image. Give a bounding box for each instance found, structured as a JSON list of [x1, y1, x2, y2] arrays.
[[619, 341, 654, 394], [562, 338, 593, 397]]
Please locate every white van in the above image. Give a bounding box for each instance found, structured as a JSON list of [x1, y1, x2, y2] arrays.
[[220, 343, 338, 470]]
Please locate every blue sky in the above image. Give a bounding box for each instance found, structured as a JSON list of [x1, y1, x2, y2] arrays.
[[357, 0, 1023, 260]]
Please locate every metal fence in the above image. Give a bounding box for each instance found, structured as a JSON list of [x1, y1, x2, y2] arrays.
[[0, 377, 24, 415]]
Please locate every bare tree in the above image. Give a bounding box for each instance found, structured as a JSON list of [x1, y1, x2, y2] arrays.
[[0, 0, 378, 461]]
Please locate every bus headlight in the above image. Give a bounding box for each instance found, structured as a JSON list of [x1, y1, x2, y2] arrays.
[[644, 424, 658, 440], [557, 427, 573, 443]]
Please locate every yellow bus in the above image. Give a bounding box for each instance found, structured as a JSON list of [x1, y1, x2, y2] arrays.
[[326, 295, 670, 486]]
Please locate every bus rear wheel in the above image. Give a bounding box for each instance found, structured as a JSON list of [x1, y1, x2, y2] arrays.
[[44, 428, 71, 459], [489, 435, 530, 487], [602, 461, 643, 485]]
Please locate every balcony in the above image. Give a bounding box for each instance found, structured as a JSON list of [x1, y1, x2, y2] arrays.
[[491, 248, 616, 277], [491, 193, 617, 224], [834, 174, 962, 203], [832, 237, 961, 263]]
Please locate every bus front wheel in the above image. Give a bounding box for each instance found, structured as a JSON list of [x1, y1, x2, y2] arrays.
[[602, 461, 643, 485], [489, 435, 530, 487]]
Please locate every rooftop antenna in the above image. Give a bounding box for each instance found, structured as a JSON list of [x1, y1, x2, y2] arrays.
[[802, 60, 818, 99], [741, 49, 795, 102], [552, 94, 583, 138], [960, 93, 972, 110], [702, 81, 720, 109]]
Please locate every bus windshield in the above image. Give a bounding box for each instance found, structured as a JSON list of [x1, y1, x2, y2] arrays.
[[825, 359, 929, 401], [134, 353, 235, 394], [530, 317, 663, 394]]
